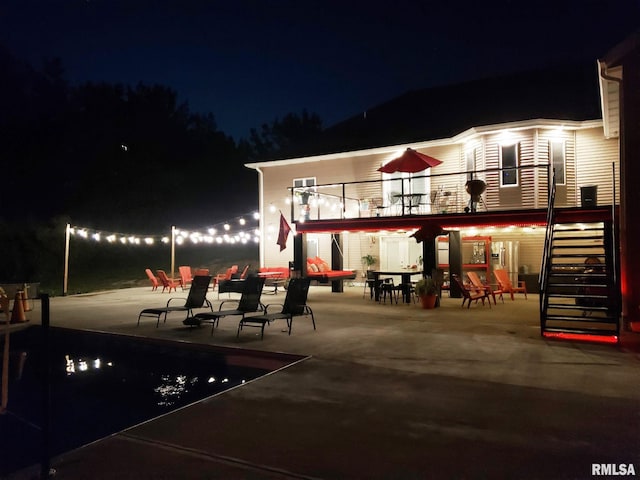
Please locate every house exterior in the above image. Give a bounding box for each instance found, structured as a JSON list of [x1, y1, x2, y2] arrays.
[[248, 118, 618, 275], [246, 39, 639, 339]]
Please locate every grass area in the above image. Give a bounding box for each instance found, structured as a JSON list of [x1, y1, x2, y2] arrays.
[[51, 244, 260, 296]]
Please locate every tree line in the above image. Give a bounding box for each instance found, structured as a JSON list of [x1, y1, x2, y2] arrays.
[[0, 46, 323, 287]]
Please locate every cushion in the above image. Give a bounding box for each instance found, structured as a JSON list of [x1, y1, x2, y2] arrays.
[[308, 263, 319, 272]]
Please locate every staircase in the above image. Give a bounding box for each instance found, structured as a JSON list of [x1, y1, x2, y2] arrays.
[[541, 221, 619, 338]]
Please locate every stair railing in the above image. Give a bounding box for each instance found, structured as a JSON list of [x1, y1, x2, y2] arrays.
[[539, 166, 556, 329]]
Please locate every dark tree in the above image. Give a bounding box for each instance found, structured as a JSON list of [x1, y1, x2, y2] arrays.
[[245, 109, 323, 161]]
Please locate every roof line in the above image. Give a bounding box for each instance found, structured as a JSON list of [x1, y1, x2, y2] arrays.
[[245, 118, 602, 169]]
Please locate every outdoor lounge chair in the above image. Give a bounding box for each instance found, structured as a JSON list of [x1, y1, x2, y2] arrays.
[[179, 266, 193, 290], [493, 268, 527, 300], [452, 274, 492, 309], [238, 278, 314, 339], [189, 276, 265, 334], [466, 271, 503, 305], [137, 275, 213, 327], [145, 268, 160, 291], [156, 269, 182, 293]]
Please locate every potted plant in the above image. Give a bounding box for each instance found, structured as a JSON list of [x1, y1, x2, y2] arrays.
[[414, 277, 438, 309], [361, 254, 376, 271]]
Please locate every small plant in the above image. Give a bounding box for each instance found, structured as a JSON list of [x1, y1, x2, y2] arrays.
[[415, 277, 438, 296], [361, 254, 376, 269]]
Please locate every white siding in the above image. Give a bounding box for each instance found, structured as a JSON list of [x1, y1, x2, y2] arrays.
[[575, 128, 620, 206]]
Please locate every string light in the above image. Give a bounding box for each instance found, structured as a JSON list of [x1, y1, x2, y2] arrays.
[[68, 211, 261, 247]]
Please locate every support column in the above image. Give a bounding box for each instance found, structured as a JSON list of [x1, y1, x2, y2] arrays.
[[331, 233, 344, 292], [449, 231, 463, 298], [293, 233, 307, 278]]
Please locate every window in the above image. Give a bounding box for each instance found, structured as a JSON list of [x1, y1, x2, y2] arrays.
[[466, 149, 476, 181], [293, 177, 316, 221], [550, 140, 566, 185], [293, 177, 316, 202], [500, 144, 518, 187], [293, 177, 316, 189]]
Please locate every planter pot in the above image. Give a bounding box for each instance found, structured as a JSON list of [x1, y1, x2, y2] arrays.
[[420, 294, 437, 309]]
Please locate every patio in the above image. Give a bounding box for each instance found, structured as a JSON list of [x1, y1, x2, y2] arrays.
[[8, 284, 640, 479]]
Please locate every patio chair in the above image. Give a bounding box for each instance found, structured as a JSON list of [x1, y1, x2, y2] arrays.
[[363, 270, 382, 300], [145, 268, 160, 291], [409, 193, 424, 214], [215, 265, 238, 285], [380, 277, 403, 304], [189, 276, 265, 334], [388, 192, 402, 215], [493, 268, 527, 300], [156, 269, 182, 293], [466, 271, 503, 305], [451, 274, 492, 309], [137, 275, 213, 327], [239, 264, 250, 279], [179, 266, 193, 290], [238, 278, 314, 339]]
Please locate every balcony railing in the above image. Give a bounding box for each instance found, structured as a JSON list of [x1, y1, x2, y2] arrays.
[[288, 164, 551, 223]]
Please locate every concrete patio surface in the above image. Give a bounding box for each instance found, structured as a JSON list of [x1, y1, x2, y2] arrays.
[[6, 284, 640, 479]]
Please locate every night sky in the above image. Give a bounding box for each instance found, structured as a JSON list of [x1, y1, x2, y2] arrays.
[[1, 0, 638, 140]]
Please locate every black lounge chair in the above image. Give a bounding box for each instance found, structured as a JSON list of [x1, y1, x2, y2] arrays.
[[137, 275, 213, 327], [191, 276, 265, 335], [238, 278, 314, 339]]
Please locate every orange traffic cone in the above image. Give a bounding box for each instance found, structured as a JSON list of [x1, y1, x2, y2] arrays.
[[10, 292, 27, 323], [0, 295, 9, 323], [21, 289, 31, 312]]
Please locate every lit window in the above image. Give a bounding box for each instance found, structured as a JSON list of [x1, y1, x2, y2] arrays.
[[466, 149, 476, 181], [550, 140, 566, 185], [293, 177, 316, 189], [500, 144, 518, 187]]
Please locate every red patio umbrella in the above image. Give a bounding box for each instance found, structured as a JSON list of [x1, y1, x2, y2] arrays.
[[378, 148, 443, 173]]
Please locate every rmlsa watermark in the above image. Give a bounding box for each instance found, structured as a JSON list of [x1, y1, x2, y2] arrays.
[[592, 464, 636, 476]]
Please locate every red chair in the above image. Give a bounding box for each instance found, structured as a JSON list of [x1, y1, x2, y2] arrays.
[[452, 274, 492, 309], [493, 269, 527, 301], [466, 271, 503, 305], [145, 269, 160, 291], [239, 264, 250, 279], [179, 266, 193, 290], [214, 265, 238, 285], [156, 270, 182, 293]]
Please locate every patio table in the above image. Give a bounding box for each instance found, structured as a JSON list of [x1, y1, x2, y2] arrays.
[[258, 271, 285, 295], [392, 193, 424, 215], [373, 269, 423, 303]]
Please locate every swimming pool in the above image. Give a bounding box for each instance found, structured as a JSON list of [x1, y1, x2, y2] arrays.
[[0, 326, 305, 476]]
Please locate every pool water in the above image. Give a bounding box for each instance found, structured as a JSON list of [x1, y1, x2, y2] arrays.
[[0, 326, 305, 476]]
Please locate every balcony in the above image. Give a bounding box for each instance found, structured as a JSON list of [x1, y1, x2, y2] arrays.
[[288, 164, 613, 234]]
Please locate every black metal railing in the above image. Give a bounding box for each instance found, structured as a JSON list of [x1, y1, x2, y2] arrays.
[[287, 164, 551, 224], [539, 167, 556, 331]]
